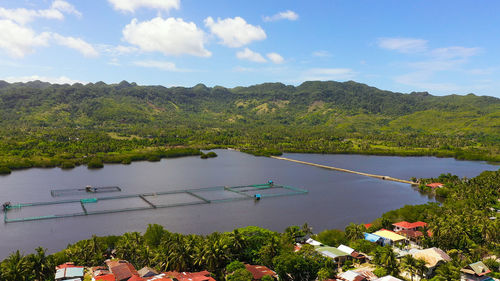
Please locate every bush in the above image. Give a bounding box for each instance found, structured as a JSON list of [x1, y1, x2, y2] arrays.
[[373, 267, 388, 277], [60, 161, 75, 169], [87, 158, 104, 169], [200, 153, 209, 159], [226, 260, 245, 273], [261, 276, 274, 281], [206, 151, 218, 158], [0, 166, 11, 174], [146, 155, 161, 162], [121, 158, 132, 164]]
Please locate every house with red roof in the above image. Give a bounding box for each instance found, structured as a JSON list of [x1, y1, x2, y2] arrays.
[[392, 221, 427, 232], [426, 183, 444, 189], [94, 274, 116, 281], [162, 271, 215, 281], [245, 264, 277, 280]]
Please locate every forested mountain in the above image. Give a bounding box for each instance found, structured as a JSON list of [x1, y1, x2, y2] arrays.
[[0, 80, 499, 171]]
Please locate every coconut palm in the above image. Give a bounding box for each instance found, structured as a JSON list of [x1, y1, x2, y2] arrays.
[[345, 223, 365, 241], [1, 250, 30, 281], [401, 255, 417, 281]]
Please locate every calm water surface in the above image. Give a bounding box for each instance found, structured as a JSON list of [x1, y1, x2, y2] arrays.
[[0, 150, 498, 258]]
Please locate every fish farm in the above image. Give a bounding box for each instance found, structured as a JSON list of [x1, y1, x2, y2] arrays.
[[2, 182, 308, 223]]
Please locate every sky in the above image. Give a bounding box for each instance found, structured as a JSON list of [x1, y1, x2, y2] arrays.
[[0, 0, 499, 97]]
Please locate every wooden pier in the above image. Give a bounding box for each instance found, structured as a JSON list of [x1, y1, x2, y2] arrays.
[[271, 156, 417, 185]]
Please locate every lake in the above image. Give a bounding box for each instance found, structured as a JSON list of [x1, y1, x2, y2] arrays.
[[0, 150, 498, 259]]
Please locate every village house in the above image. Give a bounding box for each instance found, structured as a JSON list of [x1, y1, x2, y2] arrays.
[[162, 270, 216, 281], [105, 259, 140, 281], [392, 221, 427, 232], [411, 247, 451, 278], [245, 264, 278, 280], [314, 245, 351, 266], [426, 183, 444, 189], [55, 262, 84, 281], [460, 261, 494, 281], [336, 270, 368, 281], [371, 229, 407, 246], [337, 244, 368, 263], [138, 267, 159, 278]]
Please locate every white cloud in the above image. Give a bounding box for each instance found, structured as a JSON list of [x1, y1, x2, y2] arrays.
[[302, 68, 356, 81], [3, 75, 85, 84], [133, 60, 187, 72], [263, 10, 298, 22], [51, 0, 82, 18], [236, 48, 267, 63], [430, 46, 481, 59], [98, 44, 138, 56], [0, 19, 50, 58], [108, 0, 180, 13], [267, 52, 284, 64], [312, 50, 331, 57], [205, 16, 266, 48], [0, 1, 81, 25], [378, 37, 428, 53], [123, 17, 211, 57], [52, 34, 98, 57]]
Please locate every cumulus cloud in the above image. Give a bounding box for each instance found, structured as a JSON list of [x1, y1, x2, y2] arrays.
[[0, 1, 81, 25], [133, 60, 187, 72], [52, 34, 99, 57], [108, 0, 180, 13], [302, 68, 356, 81], [378, 37, 428, 53], [123, 17, 211, 57], [267, 52, 284, 64], [3, 75, 85, 84], [205, 16, 266, 48], [263, 10, 298, 22], [0, 19, 50, 58], [236, 48, 267, 63]]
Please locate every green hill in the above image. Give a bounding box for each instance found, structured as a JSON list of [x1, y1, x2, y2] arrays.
[[0, 80, 499, 170]]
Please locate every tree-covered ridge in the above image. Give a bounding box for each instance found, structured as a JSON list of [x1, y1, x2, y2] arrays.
[[1, 80, 500, 172], [1, 169, 499, 281]]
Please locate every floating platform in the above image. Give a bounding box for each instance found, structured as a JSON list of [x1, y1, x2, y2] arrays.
[[50, 186, 122, 197], [3, 183, 307, 223]]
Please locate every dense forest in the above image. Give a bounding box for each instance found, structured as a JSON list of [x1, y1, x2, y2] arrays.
[[1, 80, 500, 172], [1, 168, 499, 281]]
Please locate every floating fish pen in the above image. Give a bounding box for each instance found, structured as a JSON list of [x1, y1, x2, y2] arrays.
[[3, 183, 307, 223], [50, 186, 122, 197]]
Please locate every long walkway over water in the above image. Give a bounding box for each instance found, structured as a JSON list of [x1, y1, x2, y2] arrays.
[[271, 156, 417, 185]]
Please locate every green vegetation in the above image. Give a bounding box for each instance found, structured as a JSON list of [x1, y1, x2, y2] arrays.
[[201, 151, 218, 159], [1, 80, 500, 172], [2, 168, 499, 280]]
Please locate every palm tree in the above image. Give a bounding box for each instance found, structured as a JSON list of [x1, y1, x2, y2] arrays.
[[401, 255, 417, 281], [345, 223, 365, 241], [27, 247, 53, 281], [196, 233, 230, 279], [1, 250, 30, 281]]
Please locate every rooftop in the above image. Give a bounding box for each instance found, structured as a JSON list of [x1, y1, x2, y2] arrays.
[[372, 229, 407, 242], [392, 221, 427, 229]]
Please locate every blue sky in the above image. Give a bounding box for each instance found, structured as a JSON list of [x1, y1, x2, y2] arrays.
[[0, 0, 499, 97]]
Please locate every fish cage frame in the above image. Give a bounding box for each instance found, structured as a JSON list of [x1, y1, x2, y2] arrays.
[[3, 183, 307, 223]]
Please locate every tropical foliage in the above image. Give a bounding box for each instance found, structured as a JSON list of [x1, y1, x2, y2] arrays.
[[2, 80, 500, 172]]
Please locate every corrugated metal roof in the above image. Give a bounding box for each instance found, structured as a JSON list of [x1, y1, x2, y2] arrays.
[[374, 276, 403, 281], [372, 230, 406, 242], [338, 244, 355, 255], [364, 233, 382, 242], [315, 246, 350, 258]]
